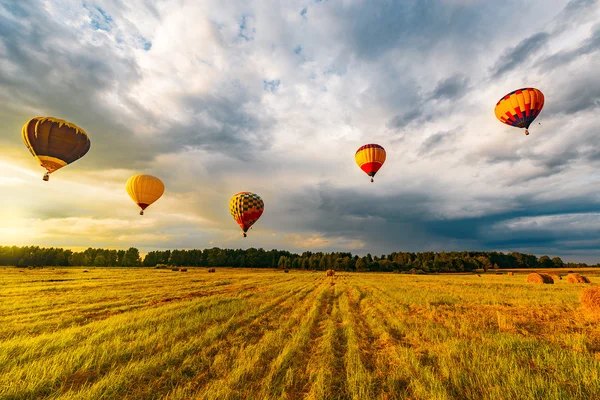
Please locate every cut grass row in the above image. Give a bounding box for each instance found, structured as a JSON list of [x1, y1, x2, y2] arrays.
[[0, 268, 599, 399]]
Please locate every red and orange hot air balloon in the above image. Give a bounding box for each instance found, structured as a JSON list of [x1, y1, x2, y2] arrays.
[[355, 144, 386, 182], [229, 192, 264, 237], [494, 88, 544, 135]]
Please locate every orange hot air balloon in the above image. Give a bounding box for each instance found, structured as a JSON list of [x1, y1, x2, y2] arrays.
[[355, 144, 386, 182], [229, 192, 264, 237], [126, 174, 165, 215], [494, 88, 544, 135], [22, 117, 91, 181]]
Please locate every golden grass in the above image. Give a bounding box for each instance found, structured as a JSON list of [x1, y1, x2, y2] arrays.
[[0, 268, 599, 399]]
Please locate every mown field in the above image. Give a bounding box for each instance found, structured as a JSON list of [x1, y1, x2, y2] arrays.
[[1, 268, 599, 400]]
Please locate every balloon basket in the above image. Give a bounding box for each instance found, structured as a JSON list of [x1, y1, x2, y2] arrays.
[[43, 173, 49, 181]]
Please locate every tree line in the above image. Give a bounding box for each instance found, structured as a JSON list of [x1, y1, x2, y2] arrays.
[[0, 245, 596, 272]]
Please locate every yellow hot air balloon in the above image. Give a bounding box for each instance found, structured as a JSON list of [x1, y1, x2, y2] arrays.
[[355, 144, 386, 182], [126, 174, 165, 215], [22, 116, 91, 181], [494, 88, 544, 135], [229, 192, 264, 237]]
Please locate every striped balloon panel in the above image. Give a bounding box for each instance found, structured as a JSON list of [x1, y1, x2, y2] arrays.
[[494, 88, 544, 129]]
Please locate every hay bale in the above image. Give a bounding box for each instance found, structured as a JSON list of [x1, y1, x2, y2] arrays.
[[180, 268, 188, 272], [507, 272, 514, 276], [526, 272, 554, 284], [581, 286, 600, 317], [326, 269, 335, 277], [284, 269, 289, 273], [83, 270, 88, 273], [476, 274, 481, 277], [566, 273, 591, 284], [208, 268, 216, 273], [171, 268, 179, 271], [550, 274, 561, 281]]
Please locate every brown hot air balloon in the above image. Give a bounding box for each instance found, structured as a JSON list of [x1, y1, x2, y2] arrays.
[[22, 117, 91, 181]]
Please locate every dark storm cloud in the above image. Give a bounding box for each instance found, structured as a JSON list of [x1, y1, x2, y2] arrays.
[[490, 32, 550, 78], [418, 130, 457, 155], [387, 74, 469, 131], [428, 74, 470, 101], [278, 183, 600, 256], [388, 109, 425, 129]]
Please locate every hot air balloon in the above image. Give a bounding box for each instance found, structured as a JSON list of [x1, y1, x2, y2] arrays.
[[355, 144, 386, 182], [126, 174, 165, 215], [494, 88, 544, 135], [229, 192, 264, 237], [22, 117, 91, 181]]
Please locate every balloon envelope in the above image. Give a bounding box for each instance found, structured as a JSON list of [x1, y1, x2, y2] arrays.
[[22, 116, 91, 180], [494, 88, 544, 135], [229, 192, 264, 236], [126, 174, 165, 215], [355, 144, 386, 182]]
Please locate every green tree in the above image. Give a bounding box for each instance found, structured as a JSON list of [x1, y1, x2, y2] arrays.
[[539, 255, 554, 269], [551, 256, 564, 268], [93, 254, 106, 267]]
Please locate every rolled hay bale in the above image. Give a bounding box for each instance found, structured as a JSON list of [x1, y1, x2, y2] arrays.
[[581, 285, 600, 318], [326, 269, 335, 277], [566, 273, 591, 284], [284, 269, 289, 273], [180, 268, 188, 272], [550, 274, 561, 281], [171, 268, 179, 271], [208, 268, 216, 273], [526, 272, 554, 284], [507, 272, 514, 276]]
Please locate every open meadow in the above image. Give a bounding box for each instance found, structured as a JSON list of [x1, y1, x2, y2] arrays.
[[1, 267, 599, 400]]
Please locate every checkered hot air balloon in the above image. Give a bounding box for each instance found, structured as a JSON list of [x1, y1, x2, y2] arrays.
[[494, 88, 544, 135], [229, 192, 264, 237], [355, 144, 386, 182], [22, 117, 91, 181]]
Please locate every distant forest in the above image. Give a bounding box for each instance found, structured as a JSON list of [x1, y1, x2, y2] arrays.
[[0, 246, 596, 272]]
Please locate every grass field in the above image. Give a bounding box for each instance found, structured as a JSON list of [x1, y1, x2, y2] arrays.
[[1, 267, 599, 400]]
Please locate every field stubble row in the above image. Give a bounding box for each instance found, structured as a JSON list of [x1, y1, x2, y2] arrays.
[[0, 267, 599, 400]]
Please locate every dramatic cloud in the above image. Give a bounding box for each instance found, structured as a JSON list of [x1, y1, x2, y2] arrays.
[[1, 0, 600, 262], [490, 32, 550, 78]]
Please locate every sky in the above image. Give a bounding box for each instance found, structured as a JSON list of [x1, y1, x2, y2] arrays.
[[1, 0, 600, 261]]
